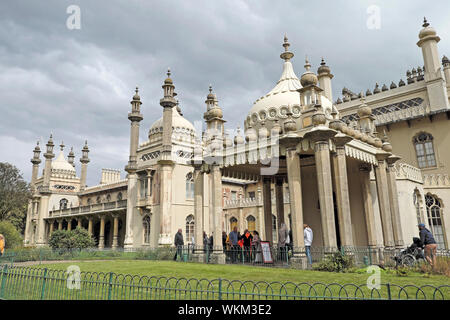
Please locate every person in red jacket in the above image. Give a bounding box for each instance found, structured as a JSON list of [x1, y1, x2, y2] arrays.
[[241, 229, 253, 263]]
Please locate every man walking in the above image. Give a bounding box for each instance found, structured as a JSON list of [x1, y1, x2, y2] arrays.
[[418, 223, 437, 268], [173, 228, 184, 261], [304, 224, 313, 266], [229, 226, 239, 263]]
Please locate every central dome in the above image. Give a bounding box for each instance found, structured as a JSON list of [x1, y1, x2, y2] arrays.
[[148, 108, 196, 139], [246, 38, 303, 130], [51, 151, 76, 173]]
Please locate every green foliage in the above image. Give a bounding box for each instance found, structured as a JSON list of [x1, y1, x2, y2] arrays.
[[0, 162, 31, 234], [313, 251, 354, 272], [48, 227, 95, 250], [0, 220, 23, 249]]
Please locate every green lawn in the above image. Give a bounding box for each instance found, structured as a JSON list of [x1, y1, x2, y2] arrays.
[[2, 260, 448, 300]]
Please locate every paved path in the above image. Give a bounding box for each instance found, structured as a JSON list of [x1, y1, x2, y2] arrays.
[[11, 260, 115, 267]]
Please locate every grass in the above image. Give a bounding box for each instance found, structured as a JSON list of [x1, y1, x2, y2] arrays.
[[0, 259, 445, 300]]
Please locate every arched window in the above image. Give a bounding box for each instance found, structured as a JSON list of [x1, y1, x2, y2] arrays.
[[246, 215, 256, 232], [425, 194, 446, 248], [117, 192, 123, 201], [59, 198, 68, 210], [413, 133, 436, 168], [230, 217, 238, 231], [143, 215, 151, 244], [186, 172, 194, 199], [87, 198, 91, 205], [106, 194, 111, 202], [185, 214, 195, 242], [96, 196, 101, 204]]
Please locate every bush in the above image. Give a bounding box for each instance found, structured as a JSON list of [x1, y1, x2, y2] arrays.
[[0, 220, 23, 249], [48, 227, 95, 250], [313, 251, 354, 272]]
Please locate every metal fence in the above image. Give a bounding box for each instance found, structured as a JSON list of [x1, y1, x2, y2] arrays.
[[0, 264, 448, 300], [1, 246, 449, 268]]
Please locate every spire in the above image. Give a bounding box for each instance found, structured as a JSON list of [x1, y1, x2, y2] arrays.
[[280, 34, 294, 62], [133, 86, 140, 101], [60, 141, 65, 151], [68, 147, 75, 167], [304, 56, 311, 72], [423, 17, 429, 27]]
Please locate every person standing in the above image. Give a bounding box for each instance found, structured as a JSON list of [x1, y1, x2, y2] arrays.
[[304, 224, 313, 266], [241, 229, 253, 262], [229, 226, 239, 263], [418, 223, 437, 268], [0, 234, 5, 257], [173, 229, 184, 261], [278, 222, 288, 261], [252, 231, 262, 263]]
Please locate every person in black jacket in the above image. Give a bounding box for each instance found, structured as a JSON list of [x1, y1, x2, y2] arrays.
[[173, 229, 184, 261], [241, 229, 253, 262], [418, 223, 437, 267]]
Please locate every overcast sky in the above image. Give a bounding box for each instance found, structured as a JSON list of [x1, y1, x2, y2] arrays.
[[1, 0, 449, 187]]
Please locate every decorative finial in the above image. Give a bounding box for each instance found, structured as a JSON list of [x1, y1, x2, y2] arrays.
[[60, 141, 65, 151], [321, 57, 325, 65], [304, 56, 311, 71], [280, 35, 294, 62], [283, 34, 290, 52], [209, 84, 212, 93], [167, 68, 171, 78], [423, 17, 429, 27]]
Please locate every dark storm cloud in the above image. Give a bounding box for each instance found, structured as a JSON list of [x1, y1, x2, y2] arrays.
[[0, 0, 449, 185]]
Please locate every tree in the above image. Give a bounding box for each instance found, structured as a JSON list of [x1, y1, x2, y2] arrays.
[[48, 227, 95, 250], [0, 162, 31, 234], [0, 220, 23, 249]]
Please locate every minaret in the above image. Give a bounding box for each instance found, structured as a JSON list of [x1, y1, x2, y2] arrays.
[[417, 17, 449, 111], [30, 141, 41, 193], [442, 55, 450, 86], [68, 147, 75, 168], [160, 69, 177, 161], [42, 134, 55, 192], [124, 87, 144, 249], [80, 140, 90, 191], [317, 58, 334, 102]]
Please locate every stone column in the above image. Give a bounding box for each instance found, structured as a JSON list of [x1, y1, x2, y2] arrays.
[[112, 214, 119, 249], [77, 218, 82, 229], [67, 219, 72, 231], [332, 135, 354, 248], [314, 140, 337, 249], [124, 172, 138, 248], [374, 154, 395, 249], [386, 156, 404, 248], [286, 148, 305, 250], [99, 215, 106, 249], [58, 219, 63, 230], [49, 221, 54, 235], [359, 165, 378, 249], [257, 185, 265, 240], [210, 164, 225, 264], [262, 177, 273, 243], [193, 165, 204, 249], [88, 217, 93, 235], [158, 162, 173, 245], [275, 177, 285, 229]]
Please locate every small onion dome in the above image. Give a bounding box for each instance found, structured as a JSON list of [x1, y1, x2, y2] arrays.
[[390, 81, 397, 89], [366, 89, 372, 96], [133, 87, 140, 100], [312, 105, 327, 126], [382, 141, 393, 152], [367, 136, 376, 146], [406, 70, 411, 77], [350, 93, 358, 100], [442, 55, 450, 66], [258, 122, 270, 138], [399, 79, 406, 87], [373, 83, 380, 94], [223, 135, 233, 148], [283, 112, 297, 133], [373, 137, 383, 148], [245, 126, 257, 142], [234, 127, 245, 145], [207, 85, 215, 100], [357, 99, 372, 118], [340, 123, 349, 134], [412, 68, 417, 76], [271, 119, 282, 135], [207, 107, 223, 119], [336, 97, 342, 104], [381, 84, 388, 91], [317, 58, 331, 75], [419, 17, 437, 39], [300, 58, 318, 87], [164, 68, 173, 84], [329, 118, 343, 131], [417, 66, 423, 73]]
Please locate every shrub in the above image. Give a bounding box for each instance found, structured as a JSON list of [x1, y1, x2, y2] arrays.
[[48, 227, 95, 250], [313, 251, 354, 272], [0, 220, 23, 249]]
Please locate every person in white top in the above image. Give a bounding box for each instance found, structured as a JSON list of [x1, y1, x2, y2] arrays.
[[303, 224, 313, 265]]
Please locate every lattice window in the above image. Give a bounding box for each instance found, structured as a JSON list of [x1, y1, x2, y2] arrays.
[[185, 214, 195, 242], [413, 133, 436, 168], [59, 198, 68, 210], [186, 172, 194, 199], [143, 215, 151, 244], [425, 194, 446, 249]]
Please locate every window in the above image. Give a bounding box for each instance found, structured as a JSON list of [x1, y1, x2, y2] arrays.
[[139, 173, 148, 199], [247, 215, 256, 232], [248, 191, 255, 200], [117, 192, 123, 201], [413, 133, 436, 168], [87, 198, 91, 205], [186, 172, 194, 199], [106, 194, 111, 202], [231, 191, 237, 201], [425, 194, 446, 249], [96, 196, 101, 204], [185, 215, 195, 242], [143, 215, 151, 244], [59, 198, 68, 210]]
